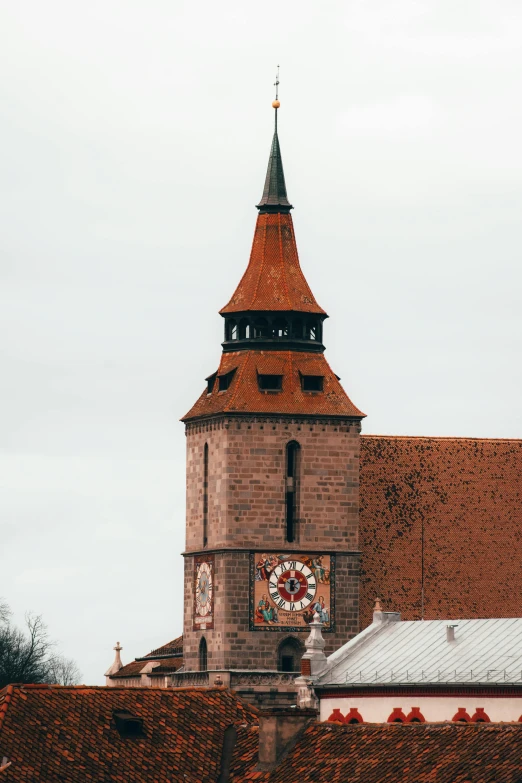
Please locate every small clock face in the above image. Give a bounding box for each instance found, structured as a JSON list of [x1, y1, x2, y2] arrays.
[[268, 559, 316, 612], [196, 562, 213, 617]]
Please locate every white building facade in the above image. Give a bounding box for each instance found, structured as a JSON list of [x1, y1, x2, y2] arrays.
[[311, 610, 522, 724]]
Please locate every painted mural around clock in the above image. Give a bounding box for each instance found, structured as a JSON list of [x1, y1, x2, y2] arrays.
[[193, 554, 214, 631], [250, 553, 334, 632]]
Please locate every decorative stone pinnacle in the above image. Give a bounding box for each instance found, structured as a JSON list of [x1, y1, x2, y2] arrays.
[[373, 598, 383, 612], [295, 675, 318, 710], [302, 612, 327, 676], [104, 641, 124, 676]]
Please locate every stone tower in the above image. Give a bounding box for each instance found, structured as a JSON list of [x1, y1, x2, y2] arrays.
[[181, 101, 365, 682]]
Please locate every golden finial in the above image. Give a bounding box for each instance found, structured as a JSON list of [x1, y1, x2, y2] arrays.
[[272, 65, 280, 109]]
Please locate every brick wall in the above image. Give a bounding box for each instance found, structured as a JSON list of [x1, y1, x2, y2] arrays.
[[183, 414, 361, 671], [183, 551, 359, 671], [185, 416, 361, 551]]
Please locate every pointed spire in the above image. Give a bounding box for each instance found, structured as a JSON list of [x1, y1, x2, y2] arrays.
[[256, 67, 293, 213], [104, 641, 124, 676]]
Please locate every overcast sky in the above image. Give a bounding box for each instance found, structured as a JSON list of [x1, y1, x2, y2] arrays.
[[1, 0, 521, 685]]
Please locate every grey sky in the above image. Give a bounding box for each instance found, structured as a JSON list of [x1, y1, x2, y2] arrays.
[[1, 0, 521, 684]]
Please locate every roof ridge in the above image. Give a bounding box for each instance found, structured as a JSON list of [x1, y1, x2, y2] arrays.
[[0, 684, 14, 733], [249, 213, 268, 310], [361, 434, 522, 443], [224, 352, 250, 413], [278, 212, 293, 309]]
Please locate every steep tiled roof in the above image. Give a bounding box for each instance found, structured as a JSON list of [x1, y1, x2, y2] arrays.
[[109, 657, 183, 679], [0, 684, 257, 782], [359, 436, 522, 629], [182, 350, 364, 421], [220, 213, 326, 315], [142, 636, 183, 658], [260, 723, 522, 783], [109, 659, 148, 678]]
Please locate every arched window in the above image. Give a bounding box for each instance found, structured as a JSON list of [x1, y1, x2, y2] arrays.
[[225, 320, 237, 341], [277, 637, 303, 672], [471, 708, 490, 723], [203, 444, 209, 547], [326, 708, 344, 723], [406, 708, 425, 723], [292, 318, 303, 339], [344, 708, 364, 724], [273, 318, 288, 338], [199, 637, 208, 671], [285, 441, 300, 543], [452, 708, 471, 723], [387, 708, 407, 723], [238, 318, 248, 340], [253, 317, 270, 339]]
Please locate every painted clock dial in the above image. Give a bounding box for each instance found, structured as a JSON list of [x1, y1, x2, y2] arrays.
[[193, 555, 214, 630], [268, 560, 316, 612], [196, 561, 213, 616]]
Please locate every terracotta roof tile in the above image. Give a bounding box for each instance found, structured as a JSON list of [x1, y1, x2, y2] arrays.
[[359, 436, 522, 629], [183, 350, 364, 421], [263, 722, 522, 783], [220, 213, 326, 315], [109, 657, 183, 679], [0, 684, 257, 782]]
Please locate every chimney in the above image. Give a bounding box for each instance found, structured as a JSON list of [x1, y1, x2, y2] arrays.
[[257, 707, 317, 771], [372, 598, 401, 624], [446, 624, 458, 642]]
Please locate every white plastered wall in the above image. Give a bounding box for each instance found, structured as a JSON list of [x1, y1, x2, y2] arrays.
[[320, 695, 522, 723]]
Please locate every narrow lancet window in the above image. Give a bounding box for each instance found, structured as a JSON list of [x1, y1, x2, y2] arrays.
[[203, 443, 209, 547], [199, 637, 208, 671], [285, 441, 300, 543]]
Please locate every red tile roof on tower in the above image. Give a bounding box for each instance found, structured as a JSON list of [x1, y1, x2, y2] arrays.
[[220, 212, 326, 315], [182, 350, 364, 421], [359, 435, 522, 629], [0, 684, 257, 782]]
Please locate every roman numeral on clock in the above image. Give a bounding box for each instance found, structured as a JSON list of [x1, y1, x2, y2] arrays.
[[277, 598, 285, 608], [305, 592, 314, 601], [270, 591, 279, 601]]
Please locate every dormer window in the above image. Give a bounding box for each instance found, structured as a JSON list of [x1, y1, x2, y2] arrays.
[[206, 372, 217, 395], [113, 710, 144, 738], [301, 375, 323, 392], [218, 369, 236, 392], [258, 374, 283, 392]]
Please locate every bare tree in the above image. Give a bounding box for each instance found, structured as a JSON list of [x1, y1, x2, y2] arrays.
[[47, 655, 82, 686], [0, 600, 81, 689]]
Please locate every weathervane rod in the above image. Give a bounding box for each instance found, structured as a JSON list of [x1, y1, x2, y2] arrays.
[[273, 65, 280, 132]]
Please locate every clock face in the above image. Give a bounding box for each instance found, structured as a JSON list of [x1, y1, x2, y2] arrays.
[[268, 560, 317, 612], [196, 562, 213, 617]]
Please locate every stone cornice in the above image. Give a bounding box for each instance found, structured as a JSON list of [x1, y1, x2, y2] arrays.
[[184, 414, 362, 434]]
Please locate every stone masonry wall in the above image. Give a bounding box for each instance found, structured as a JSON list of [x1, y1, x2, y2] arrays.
[[183, 551, 359, 671], [185, 416, 361, 551], [183, 414, 361, 672]]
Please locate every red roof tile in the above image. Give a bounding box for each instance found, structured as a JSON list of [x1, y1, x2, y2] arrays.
[[359, 436, 522, 628], [109, 657, 183, 679], [182, 350, 364, 420], [220, 213, 326, 315], [0, 684, 257, 782], [261, 722, 522, 783], [143, 636, 183, 657]]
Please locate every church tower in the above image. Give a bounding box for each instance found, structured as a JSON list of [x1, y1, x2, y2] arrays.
[[181, 95, 365, 680]]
